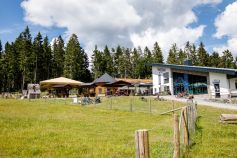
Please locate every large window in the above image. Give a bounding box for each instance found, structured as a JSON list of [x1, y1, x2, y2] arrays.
[[173, 72, 208, 95], [163, 72, 169, 84]]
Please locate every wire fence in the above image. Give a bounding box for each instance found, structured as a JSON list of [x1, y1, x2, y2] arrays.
[[94, 96, 186, 115]]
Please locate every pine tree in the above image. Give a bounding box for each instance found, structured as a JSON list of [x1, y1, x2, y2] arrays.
[[167, 44, 178, 64], [32, 32, 44, 83], [197, 42, 209, 66], [52, 35, 65, 77], [131, 48, 141, 78], [103, 45, 113, 75], [113, 45, 123, 77], [219, 50, 235, 68], [190, 44, 197, 65], [152, 42, 163, 63], [184, 41, 191, 59], [209, 52, 220, 67], [144, 46, 152, 78], [177, 49, 186, 65], [42, 36, 53, 79], [16, 26, 34, 90], [64, 34, 91, 81], [91, 45, 103, 78], [4, 42, 20, 91], [121, 48, 132, 78]]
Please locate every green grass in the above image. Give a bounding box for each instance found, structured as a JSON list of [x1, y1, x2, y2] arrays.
[[0, 97, 236, 158]]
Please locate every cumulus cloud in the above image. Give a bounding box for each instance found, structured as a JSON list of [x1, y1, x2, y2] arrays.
[[214, 1, 237, 56], [21, 0, 221, 58]]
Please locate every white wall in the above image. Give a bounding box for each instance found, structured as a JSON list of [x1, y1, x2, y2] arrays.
[[152, 66, 172, 94], [229, 78, 237, 90], [209, 72, 229, 98]]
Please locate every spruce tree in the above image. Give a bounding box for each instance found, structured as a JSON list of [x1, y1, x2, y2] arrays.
[[91, 45, 103, 78], [152, 42, 163, 63], [42, 36, 53, 79], [144, 46, 152, 78], [52, 35, 65, 77], [16, 26, 34, 90], [167, 44, 178, 64], [190, 44, 197, 65], [103, 45, 113, 75], [113, 45, 123, 77], [219, 50, 235, 68], [64, 34, 91, 81], [209, 52, 220, 67], [4, 42, 20, 91], [32, 32, 44, 83], [177, 49, 186, 65], [197, 42, 209, 66], [131, 48, 141, 78]]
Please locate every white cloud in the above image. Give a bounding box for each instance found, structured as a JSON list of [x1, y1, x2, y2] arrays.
[[21, 0, 221, 58], [214, 1, 237, 38], [131, 26, 205, 59], [213, 38, 237, 56], [214, 1, 237, 56]]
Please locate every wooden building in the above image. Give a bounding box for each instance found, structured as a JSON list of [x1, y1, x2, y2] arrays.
[[80, 73, 131, 96]]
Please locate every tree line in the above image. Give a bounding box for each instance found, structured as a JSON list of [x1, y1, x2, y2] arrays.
[[0, 26, 236, 92]]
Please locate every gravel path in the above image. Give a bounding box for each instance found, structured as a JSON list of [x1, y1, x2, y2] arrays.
[[161, 95, 237, 110]]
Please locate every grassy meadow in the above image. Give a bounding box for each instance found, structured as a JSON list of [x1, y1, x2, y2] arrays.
[[0, 97, 236, 158]]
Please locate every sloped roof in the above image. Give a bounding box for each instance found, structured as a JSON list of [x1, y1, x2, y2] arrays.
[[149, 63, 237, 76], [93, 73, 116, 84], [40, 77, 83, 87], [116, 78, 152, 84]]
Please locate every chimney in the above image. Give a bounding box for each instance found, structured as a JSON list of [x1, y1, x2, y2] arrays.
[[183, 59, 192, 66]]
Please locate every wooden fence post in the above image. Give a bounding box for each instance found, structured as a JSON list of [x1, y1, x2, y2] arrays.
[[173, 114, 180, 158], [182, 107, 189, 147], [130, 97, 133, 112], [135, 129, 150, 158]]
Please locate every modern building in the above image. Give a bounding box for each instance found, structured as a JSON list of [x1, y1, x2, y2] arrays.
[[151, 62, 237, 98]]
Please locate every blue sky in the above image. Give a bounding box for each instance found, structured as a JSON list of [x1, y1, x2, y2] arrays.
[[0, 0, 237, 57]]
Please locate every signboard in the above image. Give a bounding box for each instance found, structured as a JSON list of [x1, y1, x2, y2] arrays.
[[212, 79, 220, 84], [157, 67, 166, 72]]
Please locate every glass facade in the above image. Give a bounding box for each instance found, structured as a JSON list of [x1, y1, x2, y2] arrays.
[[173, 72, 208, 95]]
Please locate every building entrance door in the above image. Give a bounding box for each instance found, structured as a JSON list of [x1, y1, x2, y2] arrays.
[[214, 83, 220, 98]]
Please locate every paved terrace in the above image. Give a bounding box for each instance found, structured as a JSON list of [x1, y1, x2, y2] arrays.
[[161, 95, 237, 110]]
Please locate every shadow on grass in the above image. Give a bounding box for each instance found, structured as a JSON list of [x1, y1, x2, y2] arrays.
[[183, 115, 203, 157]]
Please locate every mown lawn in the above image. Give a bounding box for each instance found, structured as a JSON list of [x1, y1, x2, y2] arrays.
[[0, 97, 236, 158]]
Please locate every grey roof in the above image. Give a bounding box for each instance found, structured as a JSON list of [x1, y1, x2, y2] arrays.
[[150, 63, 237, 76], [93, 73, 116, 84]]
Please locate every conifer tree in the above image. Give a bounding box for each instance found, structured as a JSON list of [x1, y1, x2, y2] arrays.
[[91, 45, 103, 78], [4, 42, 21, 91], [32, 32, 44, 83], [177, 49, 186, 65], [197, 42, 209, 66], [219, 50, 235, 68], [113, 45, 123, 77], [209, 52, 220, 67], [103, 45, 113, 75], [42, 36, 53, 79], [144, 46, 152, 78], [64, 34, 91, 81], [16, 26, 34, 90], [167, 44, 178, 64], [190, 44, 197, 65], [152, 42, 163, 63], [131, 48, 141, 78], [52, 35, 65, 77]]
